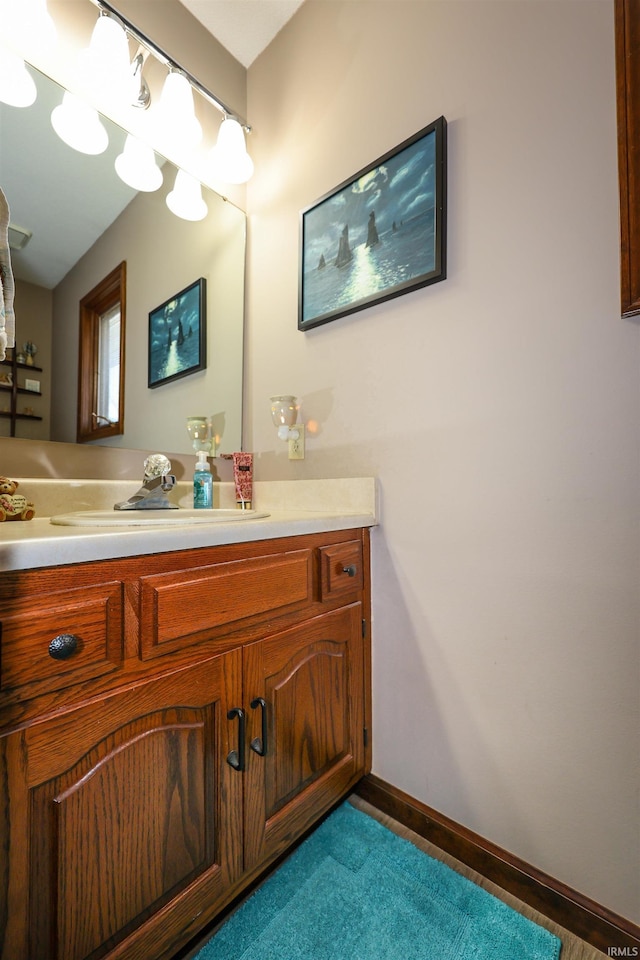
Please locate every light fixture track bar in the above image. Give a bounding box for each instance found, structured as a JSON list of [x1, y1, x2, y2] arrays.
[[89, 0, 251, 132]]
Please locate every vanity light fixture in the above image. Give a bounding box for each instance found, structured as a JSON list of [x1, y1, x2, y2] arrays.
[[209, 117, 254, 185], [0, 51, 37, 108], [130, 46, 151, 110], [47, 6, 148, 157], [51, 91, 109, 155], [2, 0, 57, 57], [24, 0, 253, 183], [153, 70, 203, 154], [115, 134, 163, 192], [270, 395, 305, 460], [87, 0, 253, 183], [166, 169, 208, 222], [78, 12, 134, 110]]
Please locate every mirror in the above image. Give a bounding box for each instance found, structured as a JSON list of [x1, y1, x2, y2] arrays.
[[0, 62, 245, 455]]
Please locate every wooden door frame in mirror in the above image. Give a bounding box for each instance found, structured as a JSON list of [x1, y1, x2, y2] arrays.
[[615, 0, 640, 317]]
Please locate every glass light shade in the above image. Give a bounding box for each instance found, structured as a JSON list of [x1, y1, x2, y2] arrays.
[[3, 0, 57, 55], [186, 416, 212, 452], [166, 169, 208, 221], [270, 395, 298, 440], [0, 53, 37, 108], [209, 117, 254, 184], [33, 0, 57, 46], [78, 14, 133, 109], [115, 135, 163, 191], [154, 71, 202, 151], [51, 92, 109, 155]]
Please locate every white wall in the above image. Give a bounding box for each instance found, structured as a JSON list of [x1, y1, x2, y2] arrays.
[[246, 0, 640, 922]]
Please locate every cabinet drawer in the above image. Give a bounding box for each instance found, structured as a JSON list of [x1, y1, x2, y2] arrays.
[[140, 549, 313, 658], [318, 540, 364, 600], [0, 582, 123, 699]]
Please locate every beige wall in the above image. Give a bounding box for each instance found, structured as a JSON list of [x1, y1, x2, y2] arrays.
[[0, 279, 52, 441], [245, 0, 639, 922]]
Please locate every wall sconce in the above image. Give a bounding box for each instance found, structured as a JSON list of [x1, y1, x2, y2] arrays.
[[270, 395, 305, 460], [186, 416, 214, 455]]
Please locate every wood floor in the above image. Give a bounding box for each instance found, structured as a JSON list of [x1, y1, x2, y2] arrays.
[[349, 795, 608, 959]]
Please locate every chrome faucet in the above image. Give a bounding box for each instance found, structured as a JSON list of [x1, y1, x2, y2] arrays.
[[114, 454, 178, 510]]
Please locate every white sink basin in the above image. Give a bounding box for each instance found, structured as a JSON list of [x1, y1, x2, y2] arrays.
[[50, 508, 269, 527]]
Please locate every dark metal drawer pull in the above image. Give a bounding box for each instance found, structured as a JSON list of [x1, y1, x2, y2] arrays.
[[250, 697, 268, 757], [48, 633, 81, 660], [226, 707, 246, 771], [342, 565, 357, 577]]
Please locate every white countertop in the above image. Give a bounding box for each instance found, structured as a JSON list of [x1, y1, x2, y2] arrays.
[[0, 478, 378, 572]]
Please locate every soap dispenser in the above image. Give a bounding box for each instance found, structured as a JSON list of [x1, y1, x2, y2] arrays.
[[193, 451, 213, 508]]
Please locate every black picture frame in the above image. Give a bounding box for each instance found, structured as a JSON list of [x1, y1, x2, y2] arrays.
[[148, 278, 206, 388], [298, 116, 447, 331]]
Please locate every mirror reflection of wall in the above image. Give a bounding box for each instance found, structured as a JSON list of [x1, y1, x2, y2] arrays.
[[0, 63, 246, 455]]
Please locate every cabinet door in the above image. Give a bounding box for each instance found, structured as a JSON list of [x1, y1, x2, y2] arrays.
[[0, 651, 242, 960], [243, 603, 365, 870]]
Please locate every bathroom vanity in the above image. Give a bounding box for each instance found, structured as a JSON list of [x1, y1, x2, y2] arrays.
[[0, 480, 375, 960]]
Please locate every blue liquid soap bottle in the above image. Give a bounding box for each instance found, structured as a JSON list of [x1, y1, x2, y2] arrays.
[[193, 451, 213, 508]]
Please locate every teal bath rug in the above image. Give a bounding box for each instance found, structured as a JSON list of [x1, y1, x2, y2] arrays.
[[195, 802, 561, 960]]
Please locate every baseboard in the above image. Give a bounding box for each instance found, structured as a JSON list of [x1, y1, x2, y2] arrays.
[[355, 774, 640, 956]]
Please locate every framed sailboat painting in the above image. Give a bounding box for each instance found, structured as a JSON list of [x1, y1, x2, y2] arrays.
[[298, 116, 447, 330], [148, 277, 207, 388]]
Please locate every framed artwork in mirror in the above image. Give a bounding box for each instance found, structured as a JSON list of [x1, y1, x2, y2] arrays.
[[298, 116, 447, 331], [148, 278, 207, 388]]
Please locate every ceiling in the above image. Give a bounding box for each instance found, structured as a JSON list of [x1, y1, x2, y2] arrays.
[[176, 0, 305, 68]]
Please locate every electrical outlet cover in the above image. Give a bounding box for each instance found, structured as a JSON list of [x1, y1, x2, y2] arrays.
[[288, 424, 305, 460]]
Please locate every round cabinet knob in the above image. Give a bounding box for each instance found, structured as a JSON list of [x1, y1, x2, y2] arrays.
[[342, 565, 357, 577], [48, 633, 81, 661]]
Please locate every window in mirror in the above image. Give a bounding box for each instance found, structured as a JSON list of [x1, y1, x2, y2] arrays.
[[77, 262, 126, 443]]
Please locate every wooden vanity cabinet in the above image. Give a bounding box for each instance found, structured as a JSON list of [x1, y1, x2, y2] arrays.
[[0, 528, 371, 960], [5, 653, 244, 960], [243, 601, 365, 870]]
